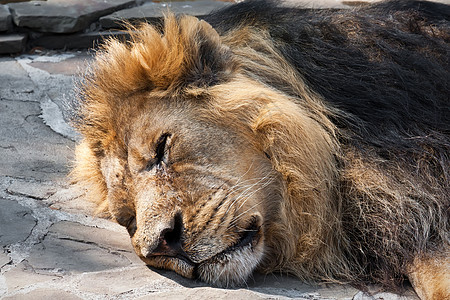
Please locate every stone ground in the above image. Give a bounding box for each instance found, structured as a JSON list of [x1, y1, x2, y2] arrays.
[[0, 0, 441, 299]]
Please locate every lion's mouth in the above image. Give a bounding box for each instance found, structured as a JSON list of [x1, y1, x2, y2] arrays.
[[220, 220, 261, 255], [145, 221, 261, 262], [142, 215, 264, 286], [153, 220, 261, 264], [173, 252, 196, 267]]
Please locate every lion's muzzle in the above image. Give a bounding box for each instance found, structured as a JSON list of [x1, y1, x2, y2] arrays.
[[133, 209, 265, 287], [139, 213, 195, 266]]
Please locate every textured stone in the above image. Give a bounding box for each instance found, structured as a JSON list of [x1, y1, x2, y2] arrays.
[[29, 54, 91, 76], [76, 266, 182, 295], [6, 181, 57, 200], [0, 0, 44, 3], [0, 198, 36, 247], [138, 288, 269, 300], [32, 30, 129, 49], [49, 220, 132, 252], [100, 1, 231, 29], [45, 184, 97, 215], [0, 33, 26, 54], [26, 234, 131, 274], [3, 261, 59, 293], [16, 54, 84, 141], [3, 289, 82, 300], [353, 290, 419, 300], [0, 5, 12, 31], [26, 221, 132, 274], [0, 58, 36, 101], [0, 99, 74, 181], [0, 251, 11, 268], [9, 0, 136, 33]]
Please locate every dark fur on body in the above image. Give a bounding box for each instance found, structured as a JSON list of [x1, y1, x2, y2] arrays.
[[206, 0, 449, 144], [205, 0, 449, 288]]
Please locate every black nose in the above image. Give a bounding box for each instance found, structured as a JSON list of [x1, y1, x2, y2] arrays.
[[149, 213, 184, 257]]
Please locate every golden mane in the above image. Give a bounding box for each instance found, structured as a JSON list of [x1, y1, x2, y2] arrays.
[[74, 14, 349, 281]]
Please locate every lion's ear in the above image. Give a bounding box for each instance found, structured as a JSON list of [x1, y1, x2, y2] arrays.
[[180, 17, 235, 87]]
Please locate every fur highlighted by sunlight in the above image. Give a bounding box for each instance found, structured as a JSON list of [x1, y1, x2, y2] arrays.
[[69, 1, 449, 299]]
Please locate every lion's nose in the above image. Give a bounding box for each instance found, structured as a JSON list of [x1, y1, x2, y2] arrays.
[[146, 213, 184, 258]]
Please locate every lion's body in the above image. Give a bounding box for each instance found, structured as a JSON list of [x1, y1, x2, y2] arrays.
[[70, 1, 449, 299]]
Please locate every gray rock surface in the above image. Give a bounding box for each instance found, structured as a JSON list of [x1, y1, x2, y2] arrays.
[[9, 0, 136, 33], [0, 5, 11, 31], [0, 58, 36, 101], [0, 252, 10, 268], [0, 96, 74, 181], [0, 34, 25, 54], [2, 261, 61, 294], [32, 30, 130, 51], [15, 53, 85, 141], [100, 0, 231, 28], [3, 288, 83, 300], [0, 198, 36, 247], [6, 180, 57, 200], [26, 228, 131, 274]]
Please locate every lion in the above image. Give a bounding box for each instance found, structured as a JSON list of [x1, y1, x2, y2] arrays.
[[68, 0, 449, 299]]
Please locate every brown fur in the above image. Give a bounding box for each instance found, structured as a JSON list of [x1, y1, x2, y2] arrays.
[[408, 255, 450, 300], [71, 9, 449, 299]]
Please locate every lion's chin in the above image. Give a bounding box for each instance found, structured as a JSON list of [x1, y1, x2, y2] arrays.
[[197, 237, 265, 287], [142, 233, 265, 287], [143, 255, 197, 279]]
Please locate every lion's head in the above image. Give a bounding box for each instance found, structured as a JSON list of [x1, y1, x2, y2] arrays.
[[71, 16, 341, 287]]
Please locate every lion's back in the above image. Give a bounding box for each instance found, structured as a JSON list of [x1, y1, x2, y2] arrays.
[[206, 0, 450, 144]]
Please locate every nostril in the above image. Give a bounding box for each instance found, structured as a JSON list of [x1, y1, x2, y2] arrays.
[[149, 213, 184, 258], [162, 213, 183, 247]]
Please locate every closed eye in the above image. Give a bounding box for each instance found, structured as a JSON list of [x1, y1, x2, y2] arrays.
[[146, 133, 171, 171]]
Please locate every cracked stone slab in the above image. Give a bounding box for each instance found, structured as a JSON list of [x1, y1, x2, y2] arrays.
[[50, 219, 144, 266], [28, 53, 91, 76], [75, 266, 183, 296], [32, 30, 131, 50], [6, 181, 57, 200], [0, 58, 37, 101], [0, 99, 74, 181], [26, 220, 133, 275], [0, 4, 12, 31], [26, 234, 131, 275], [100, 1, 232, 29], [0, 251, 11, 268], [9, 0, 136, 33], [3, 289, 82, 300], [0, 33, 26, 54], [45, 184, 97, 215], [49, 220, 132, 252], [140, 287, 281, 300], [3, 261, 60, 294], [16, 53, 89, 141], [0, 198, 36, 247]]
